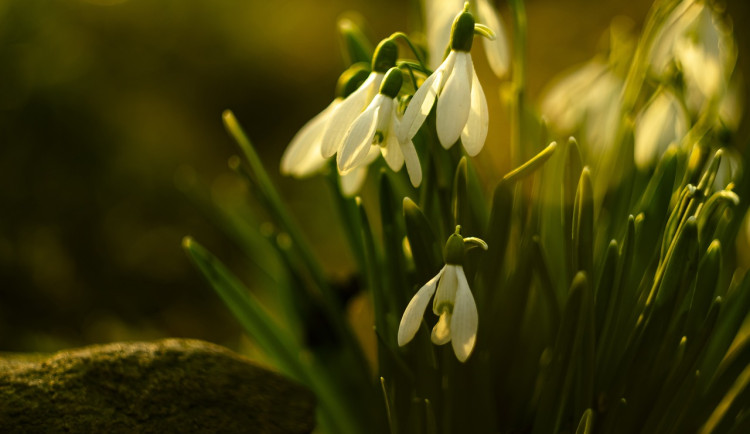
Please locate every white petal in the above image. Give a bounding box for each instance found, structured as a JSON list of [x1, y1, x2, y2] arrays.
[[321, 73, 383, 158], [399, 52, 456, 143], [433, 264, 458, 315], [280, 99, 339, 177], [477, 0, 510, 78], [401, 139, 423, 187], [339, 166, 368, 197], [398, 266, 446, 347], [382, 122, 405, 171], [338, 95, 382, 173], [431, 311, 452, 345], [450, 266, 478, 362], [461, 64, 488, 156], [437, 51, 473, 148]]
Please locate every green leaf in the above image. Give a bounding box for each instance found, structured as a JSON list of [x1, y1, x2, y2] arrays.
[[403, 197, 442, 283], [573, 166, 594, 277], [699, 270, 750, 385], [183, 237, 304, 380], [380, 172, 408, 312], [532, 272, 589, 434], [575, 409, 594, 434], [685, 240, 722, 340], [502, 140, 559, 184]]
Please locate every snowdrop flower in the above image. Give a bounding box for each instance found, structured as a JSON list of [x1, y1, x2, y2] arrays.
[[650, 0, 736, 112], [320, 38, 399, 159], [338, 67, 423, 187], [540, 59, 624, 159], [400, 7, 490, 155], [280, 65, 373, 196], [634, 88, 689, 170], [424, 0, 509, 78], [398, 226, 487, 362]]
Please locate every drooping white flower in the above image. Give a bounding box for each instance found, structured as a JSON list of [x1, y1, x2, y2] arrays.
[[279, 66, 374, 196], [338, 68, 422, 187], [634, 88, 689, 169], [400, 8, 489, 155], [424, 0, 509, 78], [320, 39, 399, 159], [540, 59, 624, 159], [650, 0, 736, 113], [397, 226, 486, 362]]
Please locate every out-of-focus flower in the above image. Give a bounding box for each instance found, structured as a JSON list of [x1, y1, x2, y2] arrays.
[[540, 59, 624, 158], [338, 68, 422, 187], [424, 0, 510, 78], [400, 8, 489, 155], [650, 0, 736, 113], [279, 65, 373, 196], [397, 226, 486, 362], [634, 88, 689, 169], [320, 39, 399, 159]]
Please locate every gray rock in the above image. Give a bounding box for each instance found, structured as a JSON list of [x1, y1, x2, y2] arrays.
[[0, 339, 316, 433]]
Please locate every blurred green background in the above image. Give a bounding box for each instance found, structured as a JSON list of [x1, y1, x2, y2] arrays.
[[0, 0, 712, 352]]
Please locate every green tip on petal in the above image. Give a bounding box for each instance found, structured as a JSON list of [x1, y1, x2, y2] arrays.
[[372, 39, 398, 73], [336, 63, 371, 98], [444, 230, 465, 265], [451, 11, 476, 52], [379, 67, 403, 98]]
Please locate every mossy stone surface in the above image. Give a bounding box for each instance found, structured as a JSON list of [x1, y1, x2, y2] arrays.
[[0, 339, 315, 433]]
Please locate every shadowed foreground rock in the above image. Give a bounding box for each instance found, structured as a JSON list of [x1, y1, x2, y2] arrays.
[[0, 339, 315, 433]]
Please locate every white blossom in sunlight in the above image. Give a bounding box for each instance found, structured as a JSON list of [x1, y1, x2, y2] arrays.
[[279, 68, 374, 196], [400, 9, 489, 155], [398, 228, 486, 362], [424, 0, 510, 78], [338, 68, 423, 187], [320, 39, 399, 159]]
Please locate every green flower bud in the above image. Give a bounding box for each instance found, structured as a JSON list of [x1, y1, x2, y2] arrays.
[[444, 228, 465, 265], [336, 63, 371, 98], [451, 12, 476, 52], [379, 67, 403, 99], [372, 39, 398, 73]]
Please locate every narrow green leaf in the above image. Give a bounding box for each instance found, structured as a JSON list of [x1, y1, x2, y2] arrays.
[[532, 272, 588, 434], [452, 156, 469, 229], [699, 270, 750, 385], [222, 111, 334, 312], [575, 409, 594, 434], [183, 237, 304, 380], [650, 217, 698, 310], [403, 197, 442, 282], [573, 166, 594, 277], [685, 240, 722, 339], [635, 146, 678, 270], [595, 239, 619, 334], [502, 140, 558, 184], [380, 172, 408, 311]]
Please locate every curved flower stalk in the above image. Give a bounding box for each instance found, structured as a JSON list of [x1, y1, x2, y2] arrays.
[[338, 68, 422, 187], [320, 38, 399, 159], [400, 7, 491, 155], [279, 66, 373, 196], [649, 0, 736, 114], [634, 87, 689, 169], [398, 226, 487, 362], [424, 0, 510, 78]]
